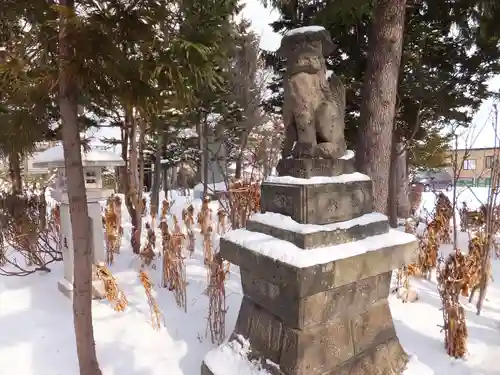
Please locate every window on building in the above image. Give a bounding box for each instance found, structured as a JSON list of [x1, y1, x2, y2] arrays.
[[463, 159, 476, 170], [485, 155, 499, 169], [85, 171, 97, 184]]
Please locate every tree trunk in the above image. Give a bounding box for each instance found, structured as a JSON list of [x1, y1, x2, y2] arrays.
[[396, 144, 410, 218], [263, 137, 271, 178], [151, 133, 163, 215], [161, 132, 169, 196], [202, 119, 209, 197], [170, 166, 177, 189], [8, 151, 23, 194], [196, 121, 204, 184], [388, 134, 398, 227], [125, 106, 139, 253], [235, 132, 250, 180], [136, 117, 146, 247], [235, 156, 243, 180], [58, 1, 102, 374], [129, 111, 139, 192], [355, 0, 407, 214], [116, 126, 128, 194], [163, 167, 169, 194]]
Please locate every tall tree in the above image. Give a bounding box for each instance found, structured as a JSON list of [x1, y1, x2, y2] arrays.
[[59, 1, 102, 374], [356, 0, 406, 213], [228, 19, 266, 179]]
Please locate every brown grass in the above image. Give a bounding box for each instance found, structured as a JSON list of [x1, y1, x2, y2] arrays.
[[160, 218, 187, 312], [95, 264, 128, 312], [139, 270, 164, 330], [437, 250, 468, 358], [205, 253, 228, 344]]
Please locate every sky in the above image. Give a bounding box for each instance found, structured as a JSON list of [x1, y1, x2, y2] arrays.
[[457, 76, 500, 149], [239, 0, 281, 52], [94, 0, 500, 151]]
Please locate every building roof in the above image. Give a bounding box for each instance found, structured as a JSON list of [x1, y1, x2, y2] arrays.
[[32, 145, 125, 169]]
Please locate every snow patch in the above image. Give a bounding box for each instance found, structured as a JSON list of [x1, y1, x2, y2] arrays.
[[340, 149, 355, 160], [249, 212, 387, 234], [284, 26, 326, 37], [223, 229, 415, 268], [265, 172, 369, 185], [204, 335, 273, 375], [193, 181, 228, 193]]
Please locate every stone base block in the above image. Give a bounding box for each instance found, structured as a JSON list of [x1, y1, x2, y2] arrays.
[[58, 278, 106, 300], [223, 297, 407, 375], [331, 337, 408, 375], [239, 270, 392, 330], [220, 229, 417, 310], [261, 179, 373, 225], [246, 212, 389, 249], [58, 278, 74, 299], [276, 157, 355, 179]]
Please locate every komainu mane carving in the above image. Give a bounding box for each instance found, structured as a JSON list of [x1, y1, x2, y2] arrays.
[[278, 26, 346, 159]]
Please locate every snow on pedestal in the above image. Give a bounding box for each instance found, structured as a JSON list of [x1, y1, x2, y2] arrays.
[[202, 335, 274, 375], [32, 145, 125, 299], [202, 153, 418, 375], [284, 25, 327, 37]]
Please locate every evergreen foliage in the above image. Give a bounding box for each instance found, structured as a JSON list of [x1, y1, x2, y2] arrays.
[[261, 0, 500, 169]]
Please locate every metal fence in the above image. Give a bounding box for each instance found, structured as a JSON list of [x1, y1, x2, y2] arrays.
[[456, 178, 492, 188]]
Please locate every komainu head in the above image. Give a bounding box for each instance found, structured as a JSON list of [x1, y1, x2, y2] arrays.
[[277, 26, 336, 75]]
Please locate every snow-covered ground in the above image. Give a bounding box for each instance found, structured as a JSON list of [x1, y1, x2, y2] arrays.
[[417, 187, 494, 222], [2, 188, 500, 374]]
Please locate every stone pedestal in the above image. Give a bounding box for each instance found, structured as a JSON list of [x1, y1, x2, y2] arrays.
[[202, 156, 417, 375], [52, 188, 109, 300]]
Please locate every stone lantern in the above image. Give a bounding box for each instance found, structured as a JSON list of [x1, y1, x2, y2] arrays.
[[32, 144, 125, 299]]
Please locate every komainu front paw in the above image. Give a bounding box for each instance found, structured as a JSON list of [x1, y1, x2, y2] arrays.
[[292, 142, 317, 158], [315, 142, 346, 159]]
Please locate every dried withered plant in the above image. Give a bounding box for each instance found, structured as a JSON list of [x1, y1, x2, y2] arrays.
[[198, 196, 212, 235], [464, 236, 483, 299], [226, 180, 260, 229], [183, 205, 195, 257], [418, 219, 440, 279], [112, 195, 123, 253], [139, 270, 164, 330], [104, 197, 120, 265], [161, 217, 187, 312], [217, 208, 227, 235], [140, 222, 156, 268], [203, 226, 214, 285], [160, 199, 170, 221], [205, 253, 229, 345], [0, 231, 5, 267], [437, 250, 468, 358], [141, 197, 147, 217], [95, 264, 128, 312], [435, 193, 453, 244], [0, 192, 62, 276]]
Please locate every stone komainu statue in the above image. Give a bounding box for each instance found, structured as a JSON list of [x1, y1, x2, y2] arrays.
[[278, 26, 346, 159]]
